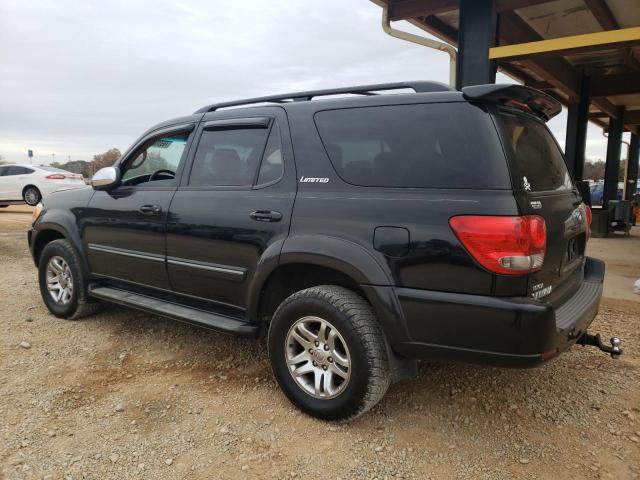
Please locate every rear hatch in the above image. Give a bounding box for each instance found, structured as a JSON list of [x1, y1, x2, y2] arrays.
[[492, 109, 589, 304]]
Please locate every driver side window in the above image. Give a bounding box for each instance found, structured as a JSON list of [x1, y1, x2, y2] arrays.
[[120, 132, 190, 187]]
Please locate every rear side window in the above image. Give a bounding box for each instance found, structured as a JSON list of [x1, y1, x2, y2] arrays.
[[6, 166, 33, 175], [314, 103, 510, 189], [256, 123, 284, 185], [189, 122, 282, 187], [495, 112, 572, 192]]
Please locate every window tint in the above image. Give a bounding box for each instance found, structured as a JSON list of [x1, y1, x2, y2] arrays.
[[6, 166, 33, 175], [495, 112, 572, 192], [121, 134, 189, 186], [256, 123, 283, 185], [314, 103, 510, 189], [0, 166, 7, 176], [189, 126, 270, 186]]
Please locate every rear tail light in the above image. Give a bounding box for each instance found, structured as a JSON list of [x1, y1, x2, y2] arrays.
[[45, 174, 66, 179], [581, 203, 592, 241], [449, 215, 546, 275]]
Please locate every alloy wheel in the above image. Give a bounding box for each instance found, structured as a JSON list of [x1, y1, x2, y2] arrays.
[[285, 316, 351, 399], [46, 256, 74, 305]]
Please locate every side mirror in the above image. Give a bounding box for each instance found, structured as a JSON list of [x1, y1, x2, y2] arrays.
[[91, 167, 120, 191]]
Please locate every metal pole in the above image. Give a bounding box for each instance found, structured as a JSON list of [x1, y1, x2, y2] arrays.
[[625, 133, 639, 201], [381, 7, 457, 88], [457, 0, 496, 89], [603, 107, 625, 207], [564, 74, 590, 180]]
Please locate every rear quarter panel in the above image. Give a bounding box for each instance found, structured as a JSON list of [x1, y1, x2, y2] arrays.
[[286, 100, 522, 296]]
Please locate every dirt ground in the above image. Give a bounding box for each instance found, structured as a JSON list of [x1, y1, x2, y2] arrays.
[[1, 204, 638, 480]]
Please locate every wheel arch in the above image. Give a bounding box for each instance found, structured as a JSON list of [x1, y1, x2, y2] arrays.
[[31, 220, 89, 275], [247, 234, 393, 324]]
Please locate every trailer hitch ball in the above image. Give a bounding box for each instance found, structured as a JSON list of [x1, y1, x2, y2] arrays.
[[577, 333, 622, 359], [611, 337, 621, 358]]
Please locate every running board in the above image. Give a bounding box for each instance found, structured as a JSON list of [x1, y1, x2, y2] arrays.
[[88, 286, 259, 337]]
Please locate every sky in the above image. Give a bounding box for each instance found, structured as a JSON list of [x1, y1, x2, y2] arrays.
[[0, 0, 629, 166]]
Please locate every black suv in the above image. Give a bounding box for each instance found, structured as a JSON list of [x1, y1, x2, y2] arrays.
[[29, 82, 618, 420]]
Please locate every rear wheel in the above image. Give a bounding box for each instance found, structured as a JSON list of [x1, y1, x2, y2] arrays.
[[38, 239, 101, 319], [23, 186, 41, 206], [268, 285, 390, 421]]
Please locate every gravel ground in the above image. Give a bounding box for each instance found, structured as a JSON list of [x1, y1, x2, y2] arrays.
[[1, 206, 639, 479]]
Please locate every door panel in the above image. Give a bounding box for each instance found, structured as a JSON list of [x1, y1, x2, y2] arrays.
[[166, 108, 295, 312], [0, 167, 9, 199], [82, 124, 196, 291], [167, 188, 294, 309], [84, 188, 174, 289]]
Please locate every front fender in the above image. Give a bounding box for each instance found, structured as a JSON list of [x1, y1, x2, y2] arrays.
[[32, 212, 89, 274]]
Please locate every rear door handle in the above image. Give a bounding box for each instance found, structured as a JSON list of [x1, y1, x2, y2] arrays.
[[139, 204, 162, 214], [249, 210, 282, 222]]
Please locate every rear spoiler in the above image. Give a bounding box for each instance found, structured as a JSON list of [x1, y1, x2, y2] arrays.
[[462, 84, 562, 122]]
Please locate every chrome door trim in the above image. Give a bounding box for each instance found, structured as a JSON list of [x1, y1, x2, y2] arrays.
[[87, 243, 165, 262], [166, 256, 246, 279]]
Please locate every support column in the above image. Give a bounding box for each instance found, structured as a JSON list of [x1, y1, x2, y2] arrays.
[[625, 133, 639, 201], [456, 0, 496, 89], [564, 74, 590, 180], [603, 107, 625, 207]]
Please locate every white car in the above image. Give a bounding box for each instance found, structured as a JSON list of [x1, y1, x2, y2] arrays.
[[0, 164, 87, 206]]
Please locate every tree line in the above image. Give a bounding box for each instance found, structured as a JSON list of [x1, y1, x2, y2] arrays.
[[48, 148, 121, 177]]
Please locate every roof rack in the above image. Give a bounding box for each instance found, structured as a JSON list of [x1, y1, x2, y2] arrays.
[[194, 81, 452, 113]]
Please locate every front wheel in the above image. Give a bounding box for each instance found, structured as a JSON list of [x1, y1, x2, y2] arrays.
[[23, 186, 41, 206], [268, 285, 391, 421], [38, 239, 101, 319]]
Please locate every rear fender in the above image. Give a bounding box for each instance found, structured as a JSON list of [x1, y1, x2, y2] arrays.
[[248, 235, 411, 347]]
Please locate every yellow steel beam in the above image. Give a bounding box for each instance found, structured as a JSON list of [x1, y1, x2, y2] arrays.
[[489, 26, 640, 60]]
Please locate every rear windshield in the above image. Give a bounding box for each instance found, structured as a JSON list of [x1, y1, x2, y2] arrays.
[[494, 111, 573, 192], [314, 103, 510, 189]]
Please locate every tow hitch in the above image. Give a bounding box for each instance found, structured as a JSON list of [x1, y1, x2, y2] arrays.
[[577, 333, 622, 359]]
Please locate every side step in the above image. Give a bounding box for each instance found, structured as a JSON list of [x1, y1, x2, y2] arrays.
[[88, 286, 259, 337]]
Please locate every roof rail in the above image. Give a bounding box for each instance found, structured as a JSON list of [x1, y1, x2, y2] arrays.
[[194, 81, 452, 113]]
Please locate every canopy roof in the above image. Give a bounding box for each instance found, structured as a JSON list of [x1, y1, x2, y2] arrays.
[[371, 0, 640, 133]]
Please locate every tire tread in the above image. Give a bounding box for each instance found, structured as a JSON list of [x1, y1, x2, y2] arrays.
[[41, 239, 102, 320], [272, 285, 391, 420]]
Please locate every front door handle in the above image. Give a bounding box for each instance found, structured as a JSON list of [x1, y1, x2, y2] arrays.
[[249, 210, 282, 222], [139, 204, 162, 214]]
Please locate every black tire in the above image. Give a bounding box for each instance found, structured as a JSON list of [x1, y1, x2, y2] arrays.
[[268, 285, 391, 421], [23, 186, 41, 206], [38, 239, 101, 320]]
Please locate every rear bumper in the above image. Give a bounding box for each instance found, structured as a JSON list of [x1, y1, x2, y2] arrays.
[[383, 257, 604, 367]]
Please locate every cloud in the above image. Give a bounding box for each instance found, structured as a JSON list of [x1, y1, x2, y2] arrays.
[[0, 0, 622, 165]]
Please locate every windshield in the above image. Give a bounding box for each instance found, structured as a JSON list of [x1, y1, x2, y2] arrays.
[[494, 111, 573, 193]]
